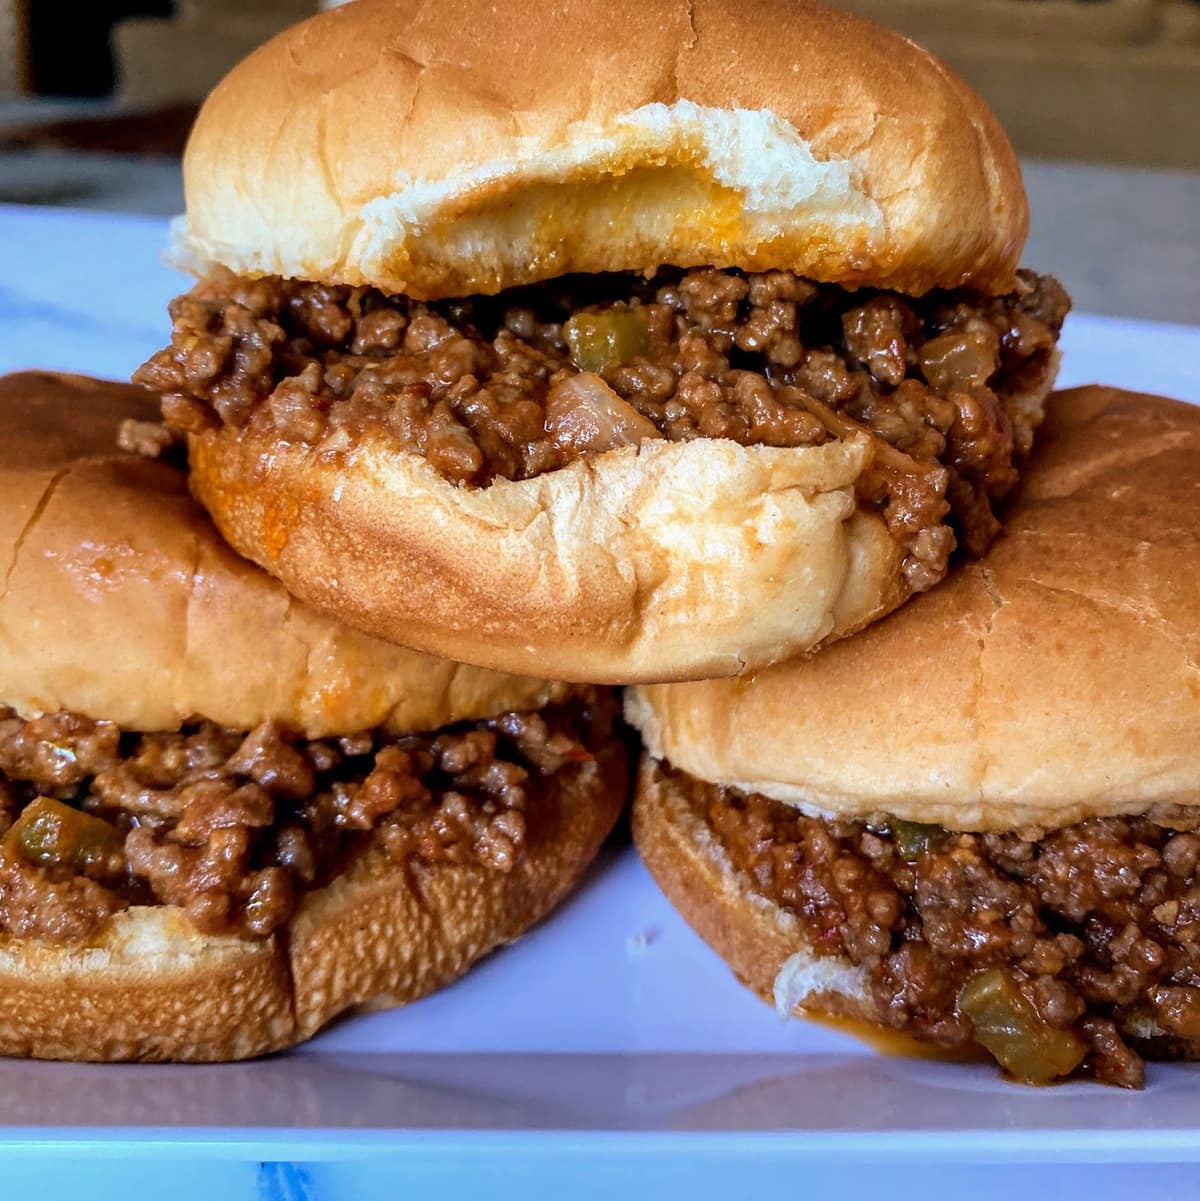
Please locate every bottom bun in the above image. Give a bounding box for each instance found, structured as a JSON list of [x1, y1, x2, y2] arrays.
[[0, 743, 625, 1062], [632, 757, 1200, 1072], [631, 755, 872, 1023]]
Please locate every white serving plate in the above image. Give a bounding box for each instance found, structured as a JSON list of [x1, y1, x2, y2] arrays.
[[1, 203, 1199, 1190]]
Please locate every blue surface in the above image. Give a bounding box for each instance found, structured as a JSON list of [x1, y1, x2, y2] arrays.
[[5, 1159, 1200, 1201]]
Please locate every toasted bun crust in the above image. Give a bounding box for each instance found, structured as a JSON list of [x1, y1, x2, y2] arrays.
[[0, 372, 564, 734], [188, 424, 909, 684], [176, 0, 1026, 299], [0, 740, 625, 1061], [628, 387, 1200, 830], [633, 754, 1200, 1059], [632, 755, 870, 1020]]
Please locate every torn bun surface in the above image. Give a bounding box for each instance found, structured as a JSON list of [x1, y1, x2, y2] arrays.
[[189, 425, 907, 684], [177, 0, 1026, 299]]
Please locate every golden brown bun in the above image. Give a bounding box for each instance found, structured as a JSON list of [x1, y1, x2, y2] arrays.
[[0, 738, 625, 1062], [632, 755, 871, 1020], [0, 372, 565, 734], [628, 386, 1200, 830], [633, 754, 1198, 1057], [189, 424, 909, 685], [176, 0, 1026, 300]]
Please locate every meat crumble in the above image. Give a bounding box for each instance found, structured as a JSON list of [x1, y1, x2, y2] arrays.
[[0, 690, 615, 944], [135, 267, 1069, 590], [661, 760, 1200, 1089]]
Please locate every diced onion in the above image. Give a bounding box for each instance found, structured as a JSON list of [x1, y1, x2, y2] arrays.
[[795, 391, 932, 476], [544, 373, 662, 455]]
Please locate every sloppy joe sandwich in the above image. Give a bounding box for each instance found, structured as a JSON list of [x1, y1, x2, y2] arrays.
[[134, 0, 1068, 684], [628, 386, 1200, 1088], [0, 371, 625, 1062]]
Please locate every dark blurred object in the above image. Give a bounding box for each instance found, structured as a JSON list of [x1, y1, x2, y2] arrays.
[[2, 1, 31, 95], [29, 1, 172, 96], [0, 102, 197, 155]]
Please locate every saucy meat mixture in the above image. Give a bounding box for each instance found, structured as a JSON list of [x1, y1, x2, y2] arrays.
[[664, 761, 1200, 1089], [0, 690, 614, 945], [135, 268, 1069, 591]]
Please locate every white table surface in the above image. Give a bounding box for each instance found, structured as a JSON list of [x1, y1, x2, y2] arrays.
[[2, 203, 1200, 1200]]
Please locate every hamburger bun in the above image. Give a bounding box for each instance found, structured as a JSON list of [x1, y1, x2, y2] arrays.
[[629, 386, 1200, 1080], [189, 425, 907, 684], [0, 756, 622, 1062], [629, 386, 1200, 831], [175, 0, 1026, 299], [0, 371, 626, 1061], [150, 0, 1051, 685], [631, 752, 1197, 1066], [632, 755, 871, 1020]]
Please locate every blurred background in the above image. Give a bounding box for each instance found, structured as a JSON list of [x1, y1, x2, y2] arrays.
[[1, 0, 1197, 322]]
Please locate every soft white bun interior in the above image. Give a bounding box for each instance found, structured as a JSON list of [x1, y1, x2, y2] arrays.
[[175, 0, 1028, 299]]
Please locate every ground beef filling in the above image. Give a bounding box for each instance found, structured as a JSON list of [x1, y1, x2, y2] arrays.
[[668, 762, 1200, 1089], [135, 267, 1069, 590], [0, 691, 614, 944]]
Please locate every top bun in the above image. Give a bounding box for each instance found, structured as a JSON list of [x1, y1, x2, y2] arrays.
[[0, 372, 564, 735], [176, 0, 1027, 300], [627, 387, 1200, 832]]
